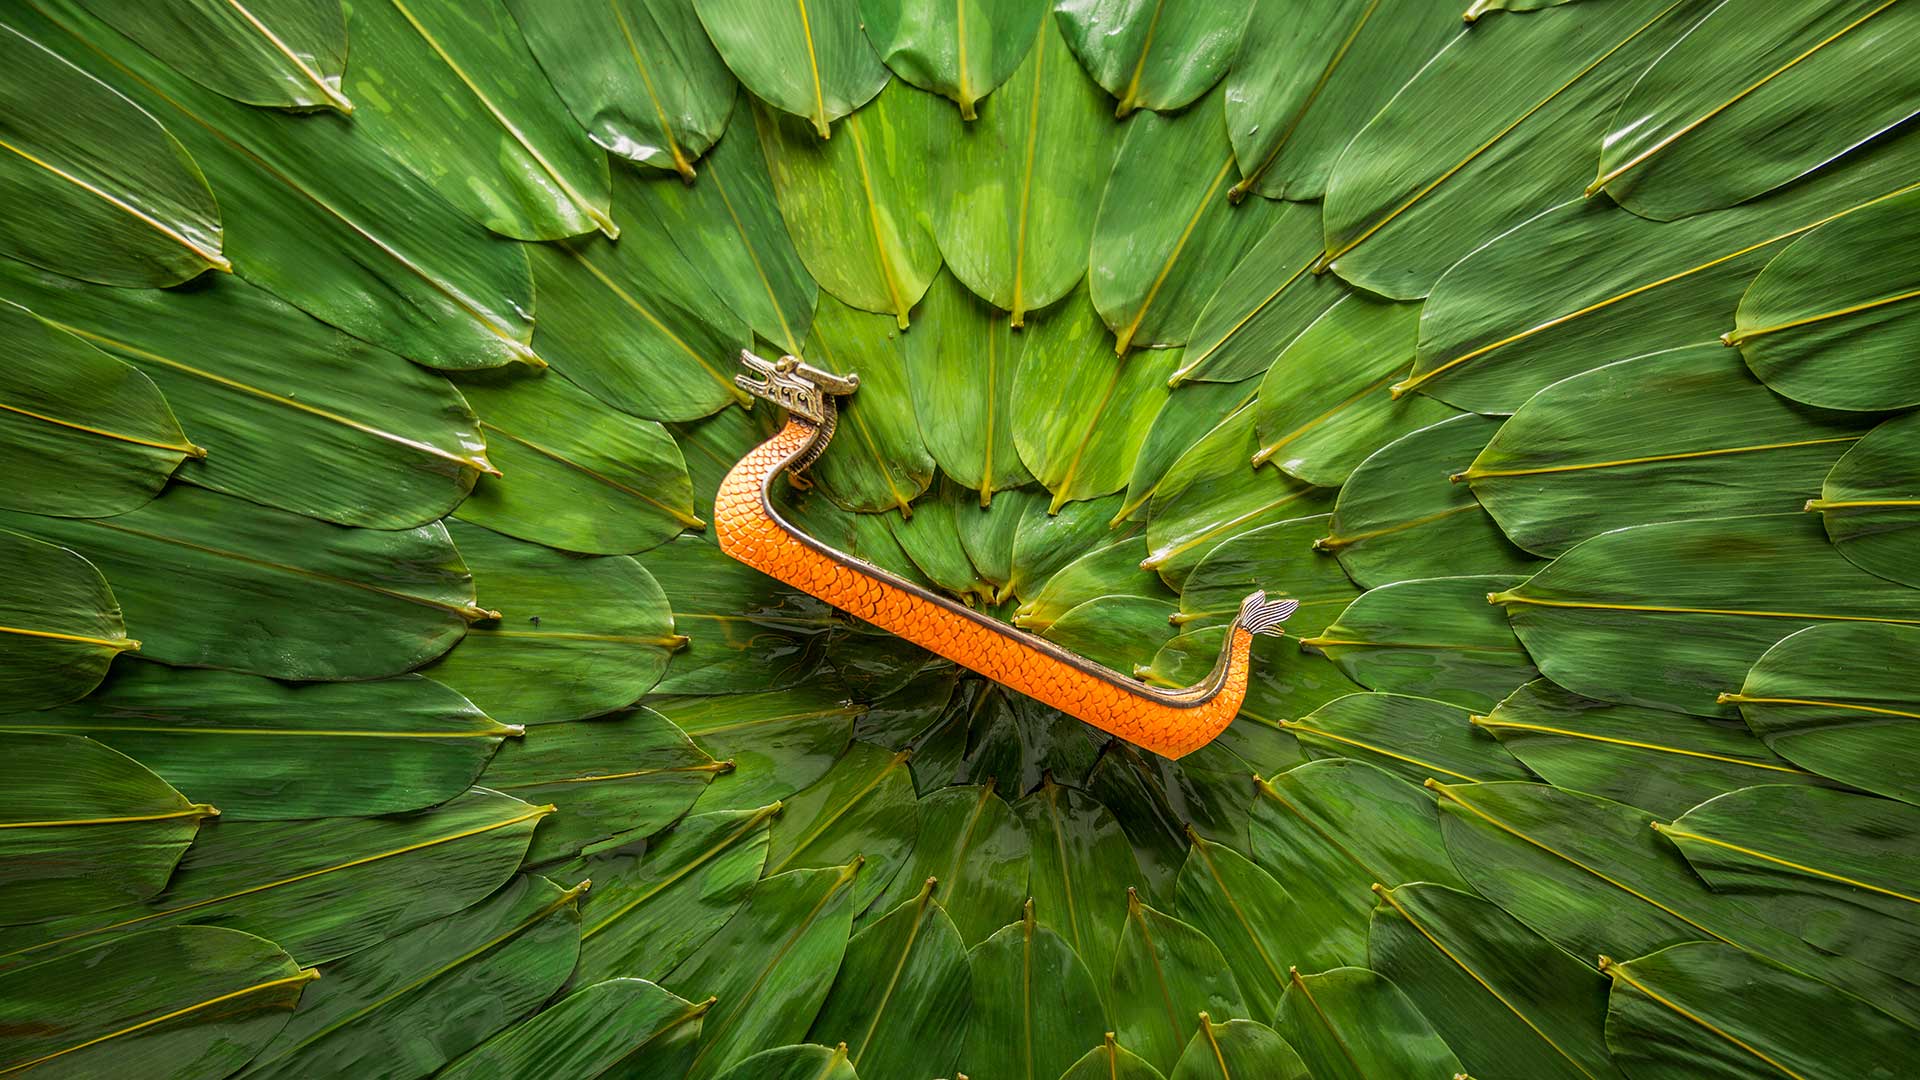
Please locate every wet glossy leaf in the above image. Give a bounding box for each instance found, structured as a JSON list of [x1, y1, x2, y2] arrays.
[[869, 782, 1028, 945], [1121, 377, 1259, 525], [1015, 535, 1162, 634], [716, 1043, 860, 1080], [1054, 0, 1252, 116], [811, 880, 971, 1079], [645, 538, 837, 696], [1006, 491, 1130, 599], [888, 479, 996, 600], [0, 926, 309, 1080], [1172, 833, 1297, 1018], [652, 685, 858, 813], [1306, 576, 1539, 712], [1168, 1017, 1308, 1080], [862, 0, 1042, 117], [428, 522, 678, 725], [1174, 199, 1343, 388], [0, 527, 130, 709], [0, 487, 476, 680], [1045, 594, 1179, 676], [960, 902, 1108, 1079], [1812, 409, 1920, 587], [6, 666, 509, 820], [440, 978, 709, 1080], [1324, 415, 1539, 587], [1110, 891, 1249, 1075], [696, 0, 887, 137], [1014, 778, 1142, 1003], [1495, 512, 1920, 718], [240, 874, 585, 1079], [1060, 1033, 1167, 1080], [765, 741, 917, 908], [954, 485, 1044, 598], [1272, 967, 1463, 1080], [807, 295, 932, 513], [1289, 692, 1529, 787], [73, 0, 348, 111], [905, 272, 1035, 501], [1176, 515, 1356, 635], [0, 20, 223, 285]]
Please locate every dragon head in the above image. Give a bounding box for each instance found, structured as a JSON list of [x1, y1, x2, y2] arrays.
[[735, 350, 860, 424]]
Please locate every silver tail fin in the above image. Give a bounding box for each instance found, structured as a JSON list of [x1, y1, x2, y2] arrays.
[[1237, 590, 1300, 636]]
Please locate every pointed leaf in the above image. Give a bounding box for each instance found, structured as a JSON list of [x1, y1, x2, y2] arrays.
[[1016, 535, 1162, 634], [1812, 409, 1920, 587], [0, 527, 130, 709], [1306, 575, 1540, 712], [696, 0, 887, 137], [961, 903, 1108, 1080], [1110, 892, 1250, 1076], [811, 880, 972, 1078], [1014, 778, 1144, 1003], [716, 1043, 860, 1080], [1169, 1017, 1309, 1080], [1054, 0, 1251, 116], [1174, 200, 1343, 387], [652, 686, 861, 812], [1007, 491, 1132, 600], [954, 485, 1045, 597], [861, 0, 1043, 117], [645, 537, 837, 696], [1120, 377, 1258, 526], [765, 741, 917, 908], [869, 783, 1028, 945], [1177, 515, 1357, 635], [1173, 833, 1299, 1018], [1289, 692, 1530, 787], [808, 294, 933, 514], [1061, 1033, 1168, 1080], [1272, 967, 1463, 1080], [888, 479, 996, 599], [905, 272, 1035, 500], [440, 978, 709, 1080], [73, 0, 349, 111]]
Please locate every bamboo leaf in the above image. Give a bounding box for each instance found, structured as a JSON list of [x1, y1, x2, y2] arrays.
[[868, 782, 1029, 946], [480, 706, 721, 865], [566, 805, 776, 985], [5, 666, 510, 820], [955, 485, 1046, 598], [1175, 199, 1343, 387], [0, 262, 487, 530], [0, 787, 546, 971], [240, 873, 586, 1080], [1368, 883, 1622, 1080], [1812, 410, 1920, 587], [1224, 0, 1461, 203], [1731, 622, 1920, 805], [509, 0, 735, 178], [439, 978, 710, 1080], [0, 20, 224, 286], [1172, 832, 1299, 1019], [1014, 777, 1144, 1006], [664, 862, 866, 1080], [1045, 594, 1180, 676], [1494, 512, 1920, 718], [1054, 0, 1252, 116], [1016, 535, 1162, 634], [905, 272, 1035, 501], [653, 686, 861, 814], [1177, 515, 1357, 635], [1324, 414, 1540, 587], [1592, 0, 1920, 220], [1110, 890, 1248, 1075], [765, 741, 917, 909], [72, 0, 349, 112], [427, 522, 678, 725], [0, 732, 210, 925], [861, 0, 1043, 118], [1480, 679, 1831, 819], [807, 294, 933, 514], [1061, 1033, 1168, 1080], [1321, 0, 1702, 299], [1169, 1017, 1309, 1080], [887, 477, 997, 600], [1091, 85, 1282, 352], [757, 79, 939, 327], [0, 300, 190, 516], [1121, 377, 1258, 526], [716, 1043, 859, 1080], [0, 926, 311, 1080], [930, 7, 1115, 320], [644, 537, 838, 696], [960, 901, 1108, 1080], [1289, 692, 1531, 787], [1468, 345, 1871, 557], [1147, 631, 1357, 772], [0, 487, 476, 681], [0, 527, 130, 709], [1272, 967, 1464, 1080], [810, 880, 972, 1078], [454, 370, 698, 555], [1306, 576, 1540, 712], [1007, 491, 1132, 600], [1600, 942, 1919, 1079], [695, 0, 887, 137]]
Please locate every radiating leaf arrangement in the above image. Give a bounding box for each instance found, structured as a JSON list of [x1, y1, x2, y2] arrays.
[[1, 0, 1917, 1076]]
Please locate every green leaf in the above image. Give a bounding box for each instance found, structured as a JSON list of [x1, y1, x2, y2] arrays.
[[888, 479, 996, 600], [0, 263, 488, 530], [1494, 512, 1920, 718], [1321, 0, 1699, 299], [1060, 1033, 1169, 1080], [644, 537, 837, 696], [71, 0, 348, 111], [1323, 415, 1539, 586], [1658, 784, 1919, 994], [1146, 632, 1353, 773], [0, 926, 311, 1079], [652, 686, 860, 812], [930, 7, 1115, 321], [715, 1044, 859, 1080], [1600, 942, 1919, 1080], [961, 902, 1108, 1080], [696, 0, 887, 137], [1168, 1018, 1309, 1080], [1730, 622, 1920, 805], [1289, 692, 1530, 787], [1177, 515, 1356, 635], [861, 0, 1042, 117], [1144, 405, 1333, 589], [508, 0, 735, 179], [0, 21, 223, 285], [868, 782, 1028, 946], [1015, 535, 1162, 634], [1054, 0, 1251, 116], [1014, 287, 1175, 511], [1121, 377, 1258, 525], [0, 487, 478, 680], [0, 732, 211, 925], [1478, 679, 1830, 819], [1174, 199, 1343, 387], [1083, 744, 1205, 901], [1091, 85, 1281, 352], [1172, 832, 1298, 1018], [427, 522, 679, 725], [5, 666, 511, 820], [811, 880, 972, 1078], [807, 294, 933, 514], [1249, 295, 1454, 487], [0, 527, 130, 709], [480, 707, 722, 865], [1812, 409, 1920, 587], [1014, 778, 1143, 1003], [955, 485, 1046, 598], [568, 805, 776, 985], [1272, 967, 1464, 1080], [1305, 576, 1539, 712], [1224, 0, 1461, 202], [757, 80, 939, 327], [1250, 759, 1468, 971], [664, 862, 865, 1080], [1406, 125, 1920, 412], [905, 272, 1035, 501], [0, 787, 545, 970], [1591, 0, 1920, 221], [439, 978, 710, 1080], [24, 0, 539, 371], [1467, 345, 1872, 557], [765, 741, 917, 908], [1369, 883, 1622, 1080], [240, 873, 586, 1080], [1045, 594, 1180, 676], [1007, 491, 1131, 600], [0, 300, 191, 516], [454, 370, 699, 555]]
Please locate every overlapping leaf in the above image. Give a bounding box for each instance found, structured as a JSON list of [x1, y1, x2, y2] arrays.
[[1054, 0, 1252, 116], [1811, 408, 1920, 587], [696, 0, 887, 137], [0, 527, 131, 709], [73, 0, 350, 112]]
